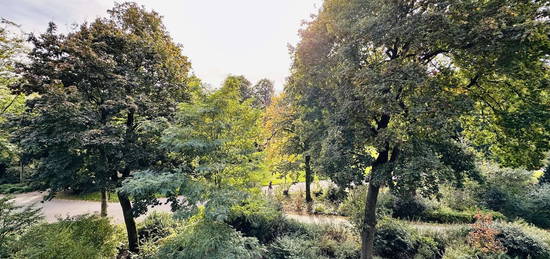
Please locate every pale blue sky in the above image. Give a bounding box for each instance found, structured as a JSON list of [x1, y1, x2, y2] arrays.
[[0, 0, 323, 91]]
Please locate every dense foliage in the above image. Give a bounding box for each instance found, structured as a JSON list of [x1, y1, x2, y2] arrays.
[[0, 0, 548, 258]]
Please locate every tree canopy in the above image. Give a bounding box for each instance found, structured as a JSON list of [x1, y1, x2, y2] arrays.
[[288, 0, 549, 258]]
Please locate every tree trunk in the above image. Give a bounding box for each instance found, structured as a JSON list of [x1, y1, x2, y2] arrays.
[[304, 155, 313, 203], [19, 160, 24, 183], [118, 191, 139, 253], [100, 189, 108, 217], [360, 144, 399, 259], [361, 181, 381, 259]]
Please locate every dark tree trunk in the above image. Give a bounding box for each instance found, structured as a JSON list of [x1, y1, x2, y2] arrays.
[[118, 191, 139, 253], [360, 145, 399, 259], [304, 155, 313, 203], [100, 188, 108, 217], [361, 181, 380, 259]]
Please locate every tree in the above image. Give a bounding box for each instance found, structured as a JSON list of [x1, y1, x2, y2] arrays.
[[0, 19, 32, 183], [161, 75, 263, 188], [120, 75, 263, 225], [13, 3, 191, 252], [252, 78, 274, 109], [288, 1, 549, 258], [264, 93, 318, 202]]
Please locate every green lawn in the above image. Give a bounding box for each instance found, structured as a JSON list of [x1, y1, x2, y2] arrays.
[[56, 191, 120, 202]]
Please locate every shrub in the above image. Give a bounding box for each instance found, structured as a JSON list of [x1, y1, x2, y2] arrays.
[[268, 235, 326, 259], [392, 197, 427, 220], [227, 196, 311, 244], [267, 224, 360, 259], [374, 219, 417, 258], [0, 196, 42, 257], [157, 219, 264, 259], [321, 185, 346, 203], [421, 208, 505, 224], [478, 164, 534, 216], [137, 211, 179, 244], [13, 215, 117, 259], [520, 183, 550, 228], [467, 214, 505, 255], [422, 208, 473, 224], [442, 243, 477, 259], [493, 222, 550, 259], [0, 183, 37, 194]]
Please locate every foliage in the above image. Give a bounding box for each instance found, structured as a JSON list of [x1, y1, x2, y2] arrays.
[[12, 215, 117, 259], [374, 218, 443, 259], [161, 75, 263, 188], [252, 78, 275, 109], [289, 0, 549, 255], [338, 186, 394, 228], [373, 219, 418, 258], [520, 183, 550, 228], [12, 3, 193, 249], [493, 221, 550, 259], [156, 216, 264, 259], [422, 208, 506, 224], [467, 214, 505, 255], [0, 196, 42, 257], [227, 195, 311, 244], [138, 211, 180, 244], [121, 170, 246, 221], [478, 163, 535, 213], [0, 19, 32, 182], [266, 224, 360, 259], [392, 197, 428, 220], [0, 183, 38, 194], [540, 165, 550, 184]]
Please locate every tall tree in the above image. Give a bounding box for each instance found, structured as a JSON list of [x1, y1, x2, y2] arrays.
[[252, 78, 274, 109], [288, 1, 549, 258], [121, 75, 263, 222], [0, 19, 30, 182], [264, 93, 319, 202], [12, 3, 191, 252]]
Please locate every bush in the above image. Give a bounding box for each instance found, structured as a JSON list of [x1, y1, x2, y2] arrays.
[[267, 235, 327, 259], [421, 208, 505, 224], [0, 183, 37, 194], [0, 196, 42, 257], [227, 196, 311, 244], [157, 219, 264, 259], [267, 224, 360, 259], [374, 219, 418, 258], [520, 183, 550, 228], [13, 215, 117, 259], [321, 185, 346, 203], [137, 211, 179, 244], [392, 197, 427, 220], [493, 222, 550, 259]]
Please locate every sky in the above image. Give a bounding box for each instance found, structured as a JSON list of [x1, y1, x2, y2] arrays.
[[0, 0, 323, 92]]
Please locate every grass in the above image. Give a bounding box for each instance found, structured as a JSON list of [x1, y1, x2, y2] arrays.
[[0, 183, 38, 194], [56, 191, 120, 202], [260, 173, 325, 186]]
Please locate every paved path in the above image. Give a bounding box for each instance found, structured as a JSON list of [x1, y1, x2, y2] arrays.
[[2, 180, 337, 225], [2, 191, 172, 224]]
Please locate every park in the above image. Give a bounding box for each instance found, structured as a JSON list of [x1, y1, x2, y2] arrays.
[[1, 1, 549, 258]]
